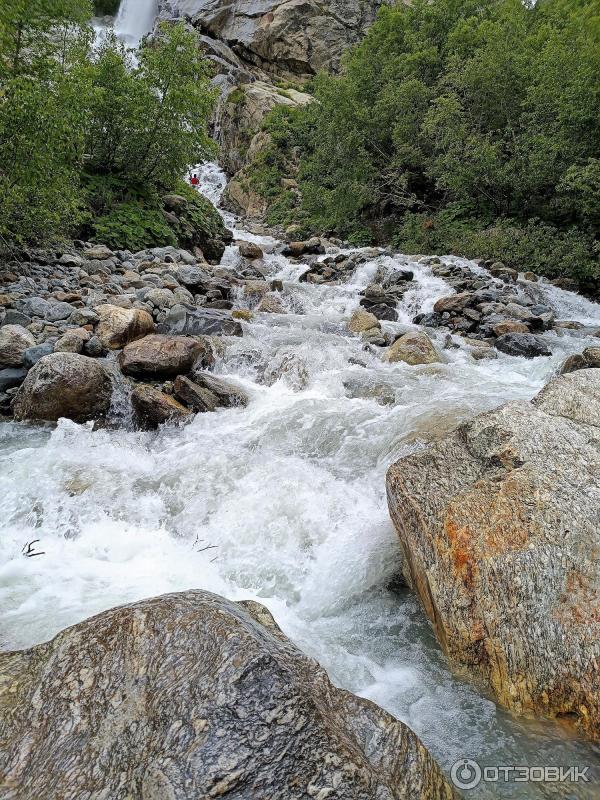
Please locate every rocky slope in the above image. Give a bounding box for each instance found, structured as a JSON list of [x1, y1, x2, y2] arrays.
[[386, 368, 600, 740], [0, 590, 455, 799]]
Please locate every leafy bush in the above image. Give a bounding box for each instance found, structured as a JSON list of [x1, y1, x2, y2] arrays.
[[393, 213, 600, 285], [92, 201, 177, 251]]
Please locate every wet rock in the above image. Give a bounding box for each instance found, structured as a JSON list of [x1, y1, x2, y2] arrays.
[[386, 369, 600, 740], [282, 237, 325, 257], [0, 325, 35, 368], [190, 370, 249, 407], [22, 342, 54, 368], [131, 384, 191, 430], [492, 320, 530, 337], [0, 367, 27, 392], [560, 346, 600, 375], [95, 304, 155, 350], [256, 294, 286, 313], [174, 374, 220, 412], [232, 309, 253, 322], [495, 333, 551, 358], [160, 305, 243, 337], [433, 293, 473, 314], [361, 302, 398, 322], [348, 309, 380, 333], [13, 353, 112, 423], [0, 590, 454, 799], [384, 331, 442, 366], [119, 334, 209, 378], [238, 240, 263, 259]]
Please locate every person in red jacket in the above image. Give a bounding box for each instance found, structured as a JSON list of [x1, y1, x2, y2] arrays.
[[190, 173, 199, 187]]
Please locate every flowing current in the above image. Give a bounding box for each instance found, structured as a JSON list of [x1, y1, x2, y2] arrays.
[[1, 163, 599, 797]]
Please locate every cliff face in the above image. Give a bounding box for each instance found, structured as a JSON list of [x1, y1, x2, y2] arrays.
[[157, 0, 384, 202], [157, 0, 383, 80]]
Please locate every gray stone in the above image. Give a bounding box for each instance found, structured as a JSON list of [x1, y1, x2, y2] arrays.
[[22, 342, 54, 368], [0, 591, 455, 799], [160, 304, 243, 337], [189, 370, 249, 407], [495, 333, 550, 358], [0, 368, 27, 392], [0, 325, 35, 368], [13, 353, 112, 423]]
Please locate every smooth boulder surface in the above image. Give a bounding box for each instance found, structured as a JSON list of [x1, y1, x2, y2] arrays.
[[95, 304, 155, 350], [386, 369, 600, 740], [0, 325, 35, 368], [0, 591, 455, 800], [384, 331, 442, 365], [13, 353, 112, 423], [119, 334, 209, 378]]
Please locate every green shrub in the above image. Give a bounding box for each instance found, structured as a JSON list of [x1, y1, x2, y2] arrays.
[[393, 212, 600, 287], [92, 201, 176, 251]]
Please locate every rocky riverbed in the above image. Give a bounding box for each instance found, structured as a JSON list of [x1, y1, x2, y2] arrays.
[[1, 163, 599, 797]]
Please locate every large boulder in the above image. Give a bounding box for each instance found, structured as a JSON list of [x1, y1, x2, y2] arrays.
[[119, 334, 210, 378], [95, 304, 155, 350], [384, 331, 442, 366], [13, 353, 112, 423], [0, 591, 455, 799], [386, 369, 600, 740], [0, 324, 35, 368], [190, 370, 249, 407], [159, 305, 243, 337]]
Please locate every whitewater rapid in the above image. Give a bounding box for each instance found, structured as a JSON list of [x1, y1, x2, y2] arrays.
[[1, 163, 598, 797]]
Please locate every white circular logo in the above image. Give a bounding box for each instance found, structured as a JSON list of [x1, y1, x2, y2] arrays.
[[451, 758, 482, 790]]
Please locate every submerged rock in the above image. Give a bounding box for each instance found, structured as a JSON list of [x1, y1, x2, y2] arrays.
[[386, 369, 600, 740], [13, 353, 112, 423], [0, 591, 455, 799]]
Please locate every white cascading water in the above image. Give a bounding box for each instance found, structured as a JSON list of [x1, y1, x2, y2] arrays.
[[1, 160, 599, 796], [114, 0, 158, 45]]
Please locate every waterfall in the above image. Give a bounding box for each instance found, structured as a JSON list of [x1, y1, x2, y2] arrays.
[[115, 0, 159, 45]]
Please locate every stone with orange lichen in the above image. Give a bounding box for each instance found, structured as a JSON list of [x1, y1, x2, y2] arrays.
[[386, 368, 600, 741]]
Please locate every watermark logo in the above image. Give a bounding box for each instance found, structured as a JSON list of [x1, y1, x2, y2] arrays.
[[451, 759, 482, 790], [450, 759, 591, 790]]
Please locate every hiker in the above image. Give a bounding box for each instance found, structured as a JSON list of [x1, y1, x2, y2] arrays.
[[190, 173, 199, 187]]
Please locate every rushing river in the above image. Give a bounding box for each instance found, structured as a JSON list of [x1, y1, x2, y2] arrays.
[[1, 162, 599, 797]]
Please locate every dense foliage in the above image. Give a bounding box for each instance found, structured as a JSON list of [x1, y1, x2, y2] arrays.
[[0, 1, 218, 250], [257, 0, 600, 284]]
